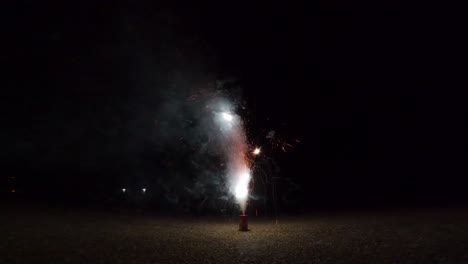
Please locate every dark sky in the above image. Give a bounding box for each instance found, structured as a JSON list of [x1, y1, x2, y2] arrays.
[[4, 1, 467, 210]]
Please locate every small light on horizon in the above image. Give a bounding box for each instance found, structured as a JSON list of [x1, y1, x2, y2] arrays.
[[142, 188, 146, 193], [122, 188, 126, 193], [11, 189, 16, 193]]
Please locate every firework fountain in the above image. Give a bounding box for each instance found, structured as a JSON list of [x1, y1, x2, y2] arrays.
[[215, 110, 251, 213], [197, 90, 297, 230], [212, 101, 251, 230]]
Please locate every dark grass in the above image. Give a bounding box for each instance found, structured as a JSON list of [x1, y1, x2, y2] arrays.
[[1, 205, 467, 264]]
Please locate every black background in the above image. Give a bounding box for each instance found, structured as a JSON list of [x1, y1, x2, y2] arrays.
[[3, 1, 467, 211]]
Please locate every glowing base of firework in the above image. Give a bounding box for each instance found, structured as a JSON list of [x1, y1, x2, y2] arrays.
[[239, 215, 248, 231], [233, 170, 251, 214]]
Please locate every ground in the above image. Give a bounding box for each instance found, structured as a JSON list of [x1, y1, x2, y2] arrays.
[[1, 205, 467, 264]]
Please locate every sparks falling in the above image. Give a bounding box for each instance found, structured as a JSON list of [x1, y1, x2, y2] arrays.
[[253, 147, 261, 155]]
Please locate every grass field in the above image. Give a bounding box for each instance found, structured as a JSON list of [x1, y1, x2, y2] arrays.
[[1, 205, 467, 264]]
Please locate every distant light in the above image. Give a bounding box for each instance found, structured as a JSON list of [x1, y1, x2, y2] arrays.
[[122, 188, 126, 193], [222, 112, 233, 122], [253, 147, 261, 155], [142, 188, 146, 193], [11, 189, 16, 193]]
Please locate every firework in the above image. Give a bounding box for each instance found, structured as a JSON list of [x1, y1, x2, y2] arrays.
[[239, 214, 248, 231], [266, 130, 297, 152], [253, 147, 261, 155], [214, 101, 251, 214]]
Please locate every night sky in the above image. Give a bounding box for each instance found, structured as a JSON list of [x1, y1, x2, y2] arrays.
[[4, 1, 467, 211]]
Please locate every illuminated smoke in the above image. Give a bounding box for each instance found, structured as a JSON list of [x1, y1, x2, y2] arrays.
[[234, 171, 251, 201], [221, 112, 234, 121]]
